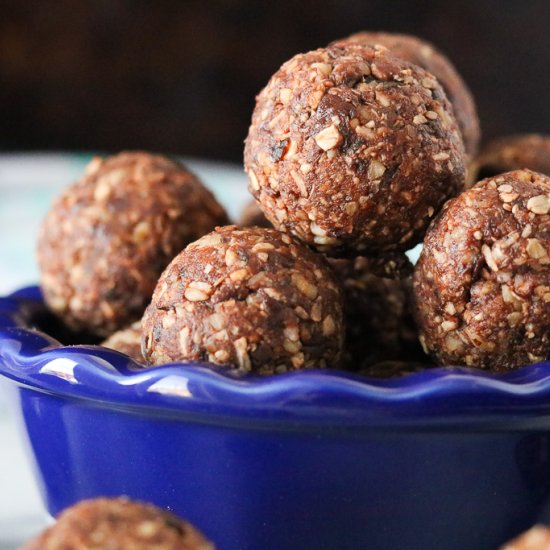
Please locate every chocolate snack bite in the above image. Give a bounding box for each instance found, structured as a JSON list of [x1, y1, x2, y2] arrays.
[[473, 134, 550, 181], [37, 152, 229, 337], [142, 225, 344, 373], [501, 525, 550, 550], [101, 321, 143, 362], [414, 169, 550, 371], [329, 256, 423, 369], [336, 31, 480, 158], [23, 497, 214, 550], [244, 43, 465, 256], [237, 199, 272, 228]]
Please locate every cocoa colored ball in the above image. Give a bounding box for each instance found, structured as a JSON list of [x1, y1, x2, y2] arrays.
[[472, 134, 550, 181], [500, 525, 550, 550], [37, 151, 229, 337], [414, 169, 550, 370], [142, 225, 344, 373], [329, 256, 423, 369], [101, 321, 143, 363], [23, 497, 214, 550], [337, 32, 480, 158], [237, 199, 272, 228], [244, 43, 465, 256]]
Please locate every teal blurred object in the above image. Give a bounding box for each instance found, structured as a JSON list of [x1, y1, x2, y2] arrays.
[[0, 153, 249, 294]]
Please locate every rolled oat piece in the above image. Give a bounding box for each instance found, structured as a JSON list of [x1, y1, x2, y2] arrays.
[[37, 152, 229, 337], [142, 225, 344, 373], [237, 199, 272, 228], [101, 321, 143, 363], [244, 42, 465, 256], [414, 169, 550, 371], [329, 256, 423, 369], [472, 134, 550, 181], [23, 497, 214, 550], [335, 32, 480, 158]]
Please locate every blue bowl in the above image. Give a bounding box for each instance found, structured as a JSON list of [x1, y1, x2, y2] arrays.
[[2, 286, 550, 549]]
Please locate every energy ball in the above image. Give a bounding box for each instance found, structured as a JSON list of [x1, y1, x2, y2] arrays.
[[38, 152, 229, 337], [238, 199, 272, 228], [414, 169, 550, 371], [336, 32, 480, 158], [101, 321, 143, 363], [244, 43, 466, 256], [500, 525, 550, 550], [329, 256, 423, 368], [23, 497, 214, 550], [472, 134, 550, 181], [142, 225, 344, 373]]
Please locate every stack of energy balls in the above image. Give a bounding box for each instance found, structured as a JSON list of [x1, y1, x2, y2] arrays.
[[38, 32, 550, 376]]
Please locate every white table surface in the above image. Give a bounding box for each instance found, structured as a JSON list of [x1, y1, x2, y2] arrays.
[[0, 153, 249, 548]]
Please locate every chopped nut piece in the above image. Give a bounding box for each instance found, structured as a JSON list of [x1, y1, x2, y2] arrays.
[[184, 287, 210, 302], [291, 273, 318, 300], [279, 88, 292, 103], [311, 62, 333, 75], [248, 170, 260, 191], [526, 238, 547, 259], [527, 194, 550, 215], [368, 160, 386, 180], [315, 124, 342, 151], [413, 114, 428, 125]]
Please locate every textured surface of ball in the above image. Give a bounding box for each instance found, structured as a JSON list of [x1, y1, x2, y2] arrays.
[[414, 169, 550, 370], [143, 226, 344, 373], [473, 134, 550, 181], [101, 321, 143, 363], [38, 152, 229, 337], [329, 256, 423, 369], [23, 497, 214, 550], [337, 32, 480, 158], [244, 43, 465, 255], [237, 199, 272, 228]]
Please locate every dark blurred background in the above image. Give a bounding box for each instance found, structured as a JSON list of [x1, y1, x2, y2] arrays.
[[2, 0, 550, 162]]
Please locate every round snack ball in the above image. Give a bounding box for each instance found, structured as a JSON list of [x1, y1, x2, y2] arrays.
[[23, 497, 214, 550], [335, 32, 480, 158], [38, 152, 229, 337], [143, 225, 344, 373], [329, 256, 423, 369], [472, 134, 550, 181], [101, 321, 143, 363], [244, 43, 466, 256], [414, 169, 550, 371], [238, 199, 272, 228], [500, 525, 550, 550]]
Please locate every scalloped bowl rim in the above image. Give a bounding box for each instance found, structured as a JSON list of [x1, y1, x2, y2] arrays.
[[2, 286, 550, 428]]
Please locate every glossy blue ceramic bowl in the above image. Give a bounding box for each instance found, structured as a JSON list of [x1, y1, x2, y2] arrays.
[[2, 287, 550, 549]]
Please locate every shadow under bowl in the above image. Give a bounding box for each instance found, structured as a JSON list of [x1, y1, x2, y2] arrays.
[[2, 287, 550, 549]]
